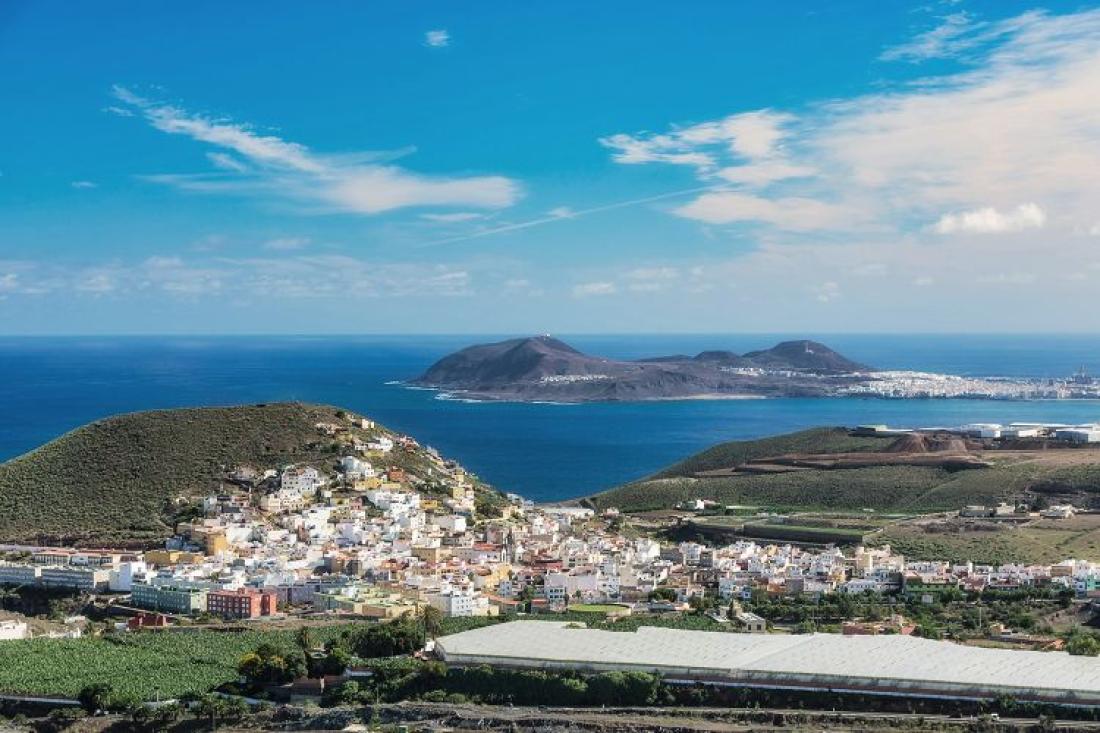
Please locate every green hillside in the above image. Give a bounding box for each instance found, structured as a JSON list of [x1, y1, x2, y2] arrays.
[[0, 402, 391, 544], [652, 427, 895, 478], [589, 428, 1100, 514]]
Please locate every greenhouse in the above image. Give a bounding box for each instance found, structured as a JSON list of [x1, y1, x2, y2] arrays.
[[435, 621, 1100, 706]]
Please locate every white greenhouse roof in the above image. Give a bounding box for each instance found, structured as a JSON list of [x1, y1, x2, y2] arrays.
[[435, 621, 1100, 703]]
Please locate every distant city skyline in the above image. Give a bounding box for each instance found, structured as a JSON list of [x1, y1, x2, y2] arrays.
[[2, 1, 1099, 334]]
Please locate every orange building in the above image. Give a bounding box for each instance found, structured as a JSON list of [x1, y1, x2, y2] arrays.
[[206, 588, 278, 619]]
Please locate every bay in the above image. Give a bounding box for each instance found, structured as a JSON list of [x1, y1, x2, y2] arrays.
[[1, 333, 1099, 503]]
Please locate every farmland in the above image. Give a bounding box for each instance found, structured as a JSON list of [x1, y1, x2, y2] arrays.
[[590, 428, 1100, 516], [0, 624, 357, 700], [874, 514, 1100, 565]]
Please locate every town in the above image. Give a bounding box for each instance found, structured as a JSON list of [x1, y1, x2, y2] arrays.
[[1, 412, 1098, 644]]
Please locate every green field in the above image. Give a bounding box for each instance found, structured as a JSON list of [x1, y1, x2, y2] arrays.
[[652, 427, 895, 478], [0, 624, 357, 701], [595, 465, 955, 513]]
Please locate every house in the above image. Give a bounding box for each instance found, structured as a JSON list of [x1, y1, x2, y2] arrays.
[[734, 611, 767, 633], [1041, 504, 1076, 520], [127, 612, 170, 630]]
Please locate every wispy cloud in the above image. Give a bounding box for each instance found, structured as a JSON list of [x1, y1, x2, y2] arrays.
[[70, 180, 97, 189], [424, 29, 450, 48], [111, 86, 520, 215], [419, 185, 722, 247], [603, 8, 1100, 244], [419, 212, 485, 223], [3, 255, 481, 300], [880, 12, 978, 62], [263, 237, 312, 251], [572, 281, 617, 297]]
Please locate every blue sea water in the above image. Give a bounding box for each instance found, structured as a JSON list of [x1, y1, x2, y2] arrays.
[[2, 334, 1100, 503]]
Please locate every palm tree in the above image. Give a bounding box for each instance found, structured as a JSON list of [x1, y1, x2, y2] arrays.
[[420, 603, 444, 641]]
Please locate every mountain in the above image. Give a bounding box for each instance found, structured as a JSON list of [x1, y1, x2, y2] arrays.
[[415, 335, 620, 389], [411, 336, 872, 402], [742, 340, 869, 373], [0, 402, 487, 545]]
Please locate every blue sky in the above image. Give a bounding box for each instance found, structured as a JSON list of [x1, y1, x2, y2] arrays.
[[1, 1, 1098, 334]]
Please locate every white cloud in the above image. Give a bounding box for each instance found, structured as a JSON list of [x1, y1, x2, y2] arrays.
[[206, 152, 249, 172], [815, 281, 841, 303], [0, 273, 21, 296], [933, 203, 1046, 234], [76, 272, 117, 294], [425, 30, 450, 48], [572, 281, 617, 297], [975, 271, 1037, 285], [420, 212, 485, 223], [263, 237, 311, 251], [603, 8, 1100, 248], [70, 180, 97, 189], [548, 206, 575, 219], [624, 267, 679, 292], [112, 86, 520, 215], [599, 110, 796, 174], [674, 192, 853, 231]]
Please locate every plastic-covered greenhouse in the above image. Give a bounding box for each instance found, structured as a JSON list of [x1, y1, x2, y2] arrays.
[[436, 621, 1100, 706]]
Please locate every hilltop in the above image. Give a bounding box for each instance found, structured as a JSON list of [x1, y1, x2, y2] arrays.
[[586, 427, 1100, 516], [412, 336, 871, 402], [0, 402, 490, 545]]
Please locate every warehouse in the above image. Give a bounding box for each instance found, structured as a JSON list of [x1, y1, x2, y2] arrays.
[[435, 621, 1100, 706]]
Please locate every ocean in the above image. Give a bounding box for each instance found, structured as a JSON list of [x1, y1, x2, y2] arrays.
[[2, 334, 1100, 503]]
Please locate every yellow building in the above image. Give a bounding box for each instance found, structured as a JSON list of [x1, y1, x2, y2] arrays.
[[205, 532, 229, 555], [412, 545, 451, 563]]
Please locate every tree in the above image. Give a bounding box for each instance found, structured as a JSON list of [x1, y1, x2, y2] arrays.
[[348, 618, 424, 658], [323, 680, 361, 707], [648, 587, 678, 603], [238, 644, 307, 687], [295, 625, 315, 652], [421, 604, 444, 640], [315, 642, 352, 676], [131, 702, 181, 732], [1067, 632, 1100, 656], [78, 683, 115, 714]]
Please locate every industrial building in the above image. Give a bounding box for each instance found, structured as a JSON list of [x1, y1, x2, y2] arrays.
[[435, 621, 1100, 706]]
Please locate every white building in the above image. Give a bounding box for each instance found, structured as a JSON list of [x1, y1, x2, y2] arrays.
[[433, 514, 467, 534], [109, 560, 149, 592], [281, 466, 325, 494], [368, 437, 394, 453], [339, 456, 376, 480], [0, 620, 28, 641], [426, 587, 496, 617]]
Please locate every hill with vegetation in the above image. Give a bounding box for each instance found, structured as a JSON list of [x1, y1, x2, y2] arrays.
[[0, 402, 479, 545], [587, 427, 1100, 515]]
